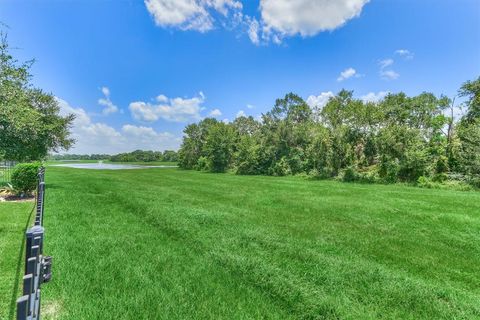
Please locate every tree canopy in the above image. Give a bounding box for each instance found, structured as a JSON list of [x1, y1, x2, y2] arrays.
[[178, 78, 480, 188], [0, 33, 74, 161]]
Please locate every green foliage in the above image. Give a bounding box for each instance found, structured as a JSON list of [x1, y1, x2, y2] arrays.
[[109, 149, 178, 162], [271, 156, 292, 176], [459, 76, 480, 122], [11, 162, 41, 195], [195, 156, 210, 171], [49, 153, 110, 161], [0, 33, 74, 161], [177, 77, 480, 188], [234, 135, 262, 175], [204, 122, 236, 173], [50, 150, 178, 162], [341, 166, 358, 182]]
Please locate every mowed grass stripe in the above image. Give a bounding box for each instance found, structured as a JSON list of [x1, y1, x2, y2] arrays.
[[42, 167, 480, 319], [0, 202, 34, 320]]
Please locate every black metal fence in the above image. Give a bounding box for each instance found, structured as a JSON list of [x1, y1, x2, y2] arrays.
[[16, 167, 52, 320], [0, 161, 15, 185]]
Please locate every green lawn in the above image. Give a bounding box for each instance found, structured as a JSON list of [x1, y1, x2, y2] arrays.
[[0, 201, 34, 320], [2, 167, 480, 319]]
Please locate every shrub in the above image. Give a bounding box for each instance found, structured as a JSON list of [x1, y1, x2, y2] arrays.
[[468, 175, 480, 189], [308, 168, 334, 180], [341, 166, 358, 182], [417, 176, 433, 188], [357, 170, 379, 184], [11, 162, 41, 195], [432, 172, 448, 183], [435, 155, 449, 174], [195, 156, 210, 171], [379, 157, 400, 183], [271, 157, 292, 176]]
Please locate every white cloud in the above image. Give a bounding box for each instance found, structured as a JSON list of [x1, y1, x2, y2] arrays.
[[122, 124, 179, 150], [144, 0, 242, 32], [56, 97, 180, 154], [246, 104, 255, 109], [260, 0, 369, 42], [378, 57, 399, 80], [246, 17, 260, 45], [379, 59, 394, 69], [209, 108, 222, 117], [101, 86, 110, 97], [380, 70, 400, 80], [395, 49, 414, 59], [98, 86, 119, 115], [144, 0, 369, 45], [306, 91, 334, 109], [337, 67, 360, 82], [236, 110, 246, 118], [156, 94, 169, 103], [360, 91, 389, 103], [129, 92, 205, 122]]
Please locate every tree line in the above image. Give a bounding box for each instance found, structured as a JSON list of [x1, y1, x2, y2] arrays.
[[178, 78, 480, 188], [49, 149, 178, 162]]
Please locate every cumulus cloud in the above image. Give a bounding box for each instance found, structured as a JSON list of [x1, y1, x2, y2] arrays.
[[378, 58, 399, 81], [209, 108, 222, 117], [395, 49, 414, 59], [306, 91, 334, 109], [129, 92, 205, 122], [379, 59, 394, 69], [260, 0, 369, 42], [246, 17, 260, 45], [360, 91, 389, 103], [236, 110, 246, 118], [144, 0, 369, 45], [121, 124, 178, 150], [380, 69, 399, 80], [246, 104, 255, 109], [144, 0, 242, 32], [98, 86, 119, 115], [337, 68, 360, 82], [56, 97, 180, 154]]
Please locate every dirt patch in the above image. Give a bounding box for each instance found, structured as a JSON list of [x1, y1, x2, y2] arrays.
[[0, 190, 34, 202], [42, 300, 63, 320]]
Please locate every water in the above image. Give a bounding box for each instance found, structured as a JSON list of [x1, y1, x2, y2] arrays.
[[51, 162, 177, 170]]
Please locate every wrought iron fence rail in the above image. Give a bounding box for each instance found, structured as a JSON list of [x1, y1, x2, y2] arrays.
[[16, 167, 52, 320]]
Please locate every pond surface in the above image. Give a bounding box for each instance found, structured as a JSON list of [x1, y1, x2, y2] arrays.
[[51, 163, 177, 170]]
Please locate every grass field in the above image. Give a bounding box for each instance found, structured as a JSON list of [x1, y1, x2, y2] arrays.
[[0, 201, 34, 320], [2, 167, 480, 319]]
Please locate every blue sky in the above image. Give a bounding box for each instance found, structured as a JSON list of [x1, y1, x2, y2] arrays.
[[1, 0, 479, 154]]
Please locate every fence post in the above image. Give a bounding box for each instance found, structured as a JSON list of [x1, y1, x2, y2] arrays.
[[16, 166, 51, 320]]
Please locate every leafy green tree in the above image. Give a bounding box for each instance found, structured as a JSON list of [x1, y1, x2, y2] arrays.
[[204, 122, 236, 173], [456, 119, 480, 176], [177, 78, 480, 188], [459, 77, 480, 123], [0, 33, 74, 161]]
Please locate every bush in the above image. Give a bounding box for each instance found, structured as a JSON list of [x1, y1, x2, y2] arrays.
[[468, 175, 480, 189], [11, 162, 41, 195], [379, 157, 400, 183], [341, 166, 358, 182], [195, 156, 210, 171], [357, 170, 379, 184], [417, 175, 474, 191], [271, 157, 291, 176], [432, 172, 448, 183]]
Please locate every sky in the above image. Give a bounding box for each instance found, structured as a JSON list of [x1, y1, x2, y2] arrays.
[[1, 0, 479, 154]]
